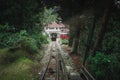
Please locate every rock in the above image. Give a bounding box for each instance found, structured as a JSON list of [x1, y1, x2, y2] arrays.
[[70, 72, 82, 80], [66, 66, 74, 73]]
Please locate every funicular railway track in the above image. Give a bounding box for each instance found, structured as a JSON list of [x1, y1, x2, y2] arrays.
[[40, 42, 95, 80], [40, 42, 68, 80]]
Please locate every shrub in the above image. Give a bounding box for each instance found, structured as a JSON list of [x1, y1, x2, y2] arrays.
[[61, 39, 69, 44], [0, 49, 24, 64], [90, 52, 120, 80], [0, 24, 22, 48], [15, 30, 39, 54], [17, 36, 38, 54], [31, 33, 49, 48]]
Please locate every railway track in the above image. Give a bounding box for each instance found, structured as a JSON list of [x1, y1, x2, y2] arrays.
[[40, 42, 68, 80], [40, 42, 95, 80]]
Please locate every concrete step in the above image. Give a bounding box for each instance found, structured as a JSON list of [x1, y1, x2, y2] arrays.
[[45, 78, 55, 80], [70, 72, 83, 80]]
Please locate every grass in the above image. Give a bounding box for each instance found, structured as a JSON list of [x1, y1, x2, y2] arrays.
[[0, 57, 33, 80], [0, 48, 44, 80]]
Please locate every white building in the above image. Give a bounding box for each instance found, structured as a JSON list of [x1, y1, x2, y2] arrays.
[[44, 22, 69, 38]]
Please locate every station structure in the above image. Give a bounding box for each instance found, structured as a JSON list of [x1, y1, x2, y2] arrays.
[[44, 22, 69, 40]]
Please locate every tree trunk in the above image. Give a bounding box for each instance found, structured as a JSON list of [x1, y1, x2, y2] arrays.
[[68, 35, 74, 47], [83, 16, 97, 65], [92, 0, 113, 56], [71, 26, 81, 54]]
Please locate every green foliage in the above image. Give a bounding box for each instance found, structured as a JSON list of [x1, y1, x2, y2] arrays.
[[103, 33, 120, 53], [102, 15, 120, 54], [61, 39, 69, 44], [0, 6, 55, 50], [90, 52, 120, 80], [0, 26, 49, 54], [0, 23, 13, 32], [0, 51, 20, 65], [89, 9, 120, 80], [39, 7, 61, 26], [39, 34, 49, 44], [0, 0, 39, 30], [18, 36, 38, 54], [0, 26, 49, 53], [0, 2, 59, 51], [31, 33, 49, 48], [0, 48, 27, 65], [0, 57, 33, 80], [0, 1, 59, 80], [0, 46, 44, 80], [0, 24, 19, 48], [15, 30, 39, 54]]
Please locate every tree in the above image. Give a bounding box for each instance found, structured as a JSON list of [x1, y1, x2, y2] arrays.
[[39, 7, 61, 26], [92, 0, 114, 56], [83, 15, 97, 65], [71, 25, 81, 54], [0, 0, 40, 31]]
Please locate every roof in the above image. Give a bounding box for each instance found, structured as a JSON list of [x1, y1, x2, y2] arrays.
[[47, 22, 65, 28]]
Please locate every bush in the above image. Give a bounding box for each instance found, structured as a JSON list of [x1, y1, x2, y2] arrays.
[[0, 26, 49, 54], [31, 33, 49, 47], [14, 30, 39, 54], [61, 39, 69, 44], [90, 52, 120, 80], [17, 36, 38, 54], [0, 49, 25, 64], [0, 24, 18, 48]]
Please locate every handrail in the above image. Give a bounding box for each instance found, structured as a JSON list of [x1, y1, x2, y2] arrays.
[[80, 65, 95, 80]]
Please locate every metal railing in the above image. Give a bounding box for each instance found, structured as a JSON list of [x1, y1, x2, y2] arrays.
[[80, 65, 95, 80]]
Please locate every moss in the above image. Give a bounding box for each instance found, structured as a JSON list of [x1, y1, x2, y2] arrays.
[[0, 48, 44, 80], [0, 57, 33, 80]]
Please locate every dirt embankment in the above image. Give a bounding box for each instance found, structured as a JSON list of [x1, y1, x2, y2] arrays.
[[61, 45, 83, 71]]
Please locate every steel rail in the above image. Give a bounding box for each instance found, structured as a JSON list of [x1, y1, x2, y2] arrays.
[[40, 53, 52, 80], [40, 42, 69, 80], [59, 52, 69, 80], [56, 52, 59, 80]]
